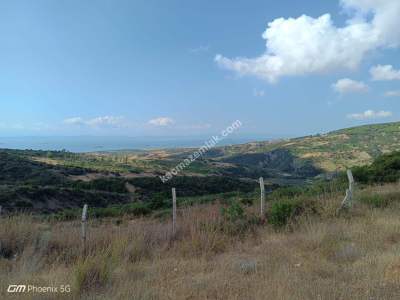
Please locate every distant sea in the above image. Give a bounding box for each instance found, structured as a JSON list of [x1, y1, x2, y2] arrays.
[[0, 136, 264, 153]]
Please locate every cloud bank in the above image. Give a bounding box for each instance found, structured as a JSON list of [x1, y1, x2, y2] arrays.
[[347, 109, 392, 120], [148, 117, 175, 127], [215, 0, 400, 82], [63, 116, 125, 128]]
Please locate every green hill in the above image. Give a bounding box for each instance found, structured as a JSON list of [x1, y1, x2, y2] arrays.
[[209, 121, 400, 175], [1, 121, 400, 213]]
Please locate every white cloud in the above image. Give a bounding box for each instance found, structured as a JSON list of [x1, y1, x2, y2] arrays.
[[385, 90, 400, 97], [85, 116, 124, 127], [370, 65, 400, 81], [347, 109, 392, 120], [253, 89, 265, 97], [63, 117, 84, 125], [215, 0, 400, 83], [148, 117, 175, 127], [64, 116, 125, 127], [332, 78, 369, 93]]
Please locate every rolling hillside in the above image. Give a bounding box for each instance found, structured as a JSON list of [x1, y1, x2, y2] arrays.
[[1, 121, 400, 213], [131, 121, 400, 182], [207, 121, 400, 174]]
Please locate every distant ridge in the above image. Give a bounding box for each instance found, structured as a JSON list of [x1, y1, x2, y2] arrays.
[[217, 121, 400, 172]]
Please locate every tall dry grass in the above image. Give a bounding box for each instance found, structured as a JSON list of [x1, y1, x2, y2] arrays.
[[1, 184, 400, 299]]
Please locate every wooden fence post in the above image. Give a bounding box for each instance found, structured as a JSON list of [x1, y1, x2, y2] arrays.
[[259, 177, 265, 218], [339, 169, 355, 212], [81, 204, 88, 254], [172, 188, 177, 236], [347, 169, 354, 194]]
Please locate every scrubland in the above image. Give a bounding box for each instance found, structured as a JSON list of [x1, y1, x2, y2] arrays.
[[1, 183, 400, 299]]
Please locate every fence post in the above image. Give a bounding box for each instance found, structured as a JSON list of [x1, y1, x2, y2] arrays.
[[0, 205, 2, 217], [172, 188, 177, 236], [347, 169, 354, 194], [339, 169, 355, 212], [259, 177, 265, 218], [81, 204, 88, 254]]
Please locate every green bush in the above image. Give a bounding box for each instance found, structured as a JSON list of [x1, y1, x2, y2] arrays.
[[269, 198, 319, 227], [269, 200, 298, 226], [221, 200, 245, 222], [219, 200, 260, 236], [353, 151, 400, 184]]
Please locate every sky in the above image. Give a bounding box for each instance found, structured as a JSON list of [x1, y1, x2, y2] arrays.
[[0, 0, 399, 138]]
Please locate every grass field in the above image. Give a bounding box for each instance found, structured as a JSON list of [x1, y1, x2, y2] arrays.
[[1, 183, 400, 299]]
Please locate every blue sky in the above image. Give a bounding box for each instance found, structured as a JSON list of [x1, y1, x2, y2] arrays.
[[0, 0, 399, 138]]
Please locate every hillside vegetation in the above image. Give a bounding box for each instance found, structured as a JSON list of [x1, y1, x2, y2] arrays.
[[1, 122, 400, 214], [0, 149, 257, 214], [214, 121, 400, 174]]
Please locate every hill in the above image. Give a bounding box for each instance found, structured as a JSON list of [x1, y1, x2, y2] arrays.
[[1, 121, 400, 213], [126, 121, 400, 184], [194, 121, 400, 180]]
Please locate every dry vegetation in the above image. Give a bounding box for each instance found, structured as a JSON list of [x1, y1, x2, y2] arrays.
[[1, 184, 400, 299]]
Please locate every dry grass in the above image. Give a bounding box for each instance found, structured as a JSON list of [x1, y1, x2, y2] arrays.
[[1, 184, 400, 299]]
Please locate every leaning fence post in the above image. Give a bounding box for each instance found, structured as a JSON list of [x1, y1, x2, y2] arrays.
[[81, 204, 88, 254], [347, 169, 354, 194], [172, 188, 177, 236], [259, 177, 265, 218], [339, 169, 355, 212]]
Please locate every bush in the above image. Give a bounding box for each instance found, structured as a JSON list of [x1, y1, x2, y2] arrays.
[[148, 194, 170, 210], [221, 200, 245, 222], [269, 198, 319, 227], [219, 200, 259, 235], [353, 151, 400, 184], [269, 200, 298, 226]]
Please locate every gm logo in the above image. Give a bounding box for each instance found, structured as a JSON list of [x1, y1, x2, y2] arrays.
[[7, 285, 26, 293]]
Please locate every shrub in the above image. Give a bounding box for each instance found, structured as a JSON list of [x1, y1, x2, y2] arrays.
[[269, 200, 298, 226], [148, 194, 170, 210], [219, 200, 258, 235], [269, 198, 319, 227], [221, 200, 245, 222], [353, 151, 400, 184]]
